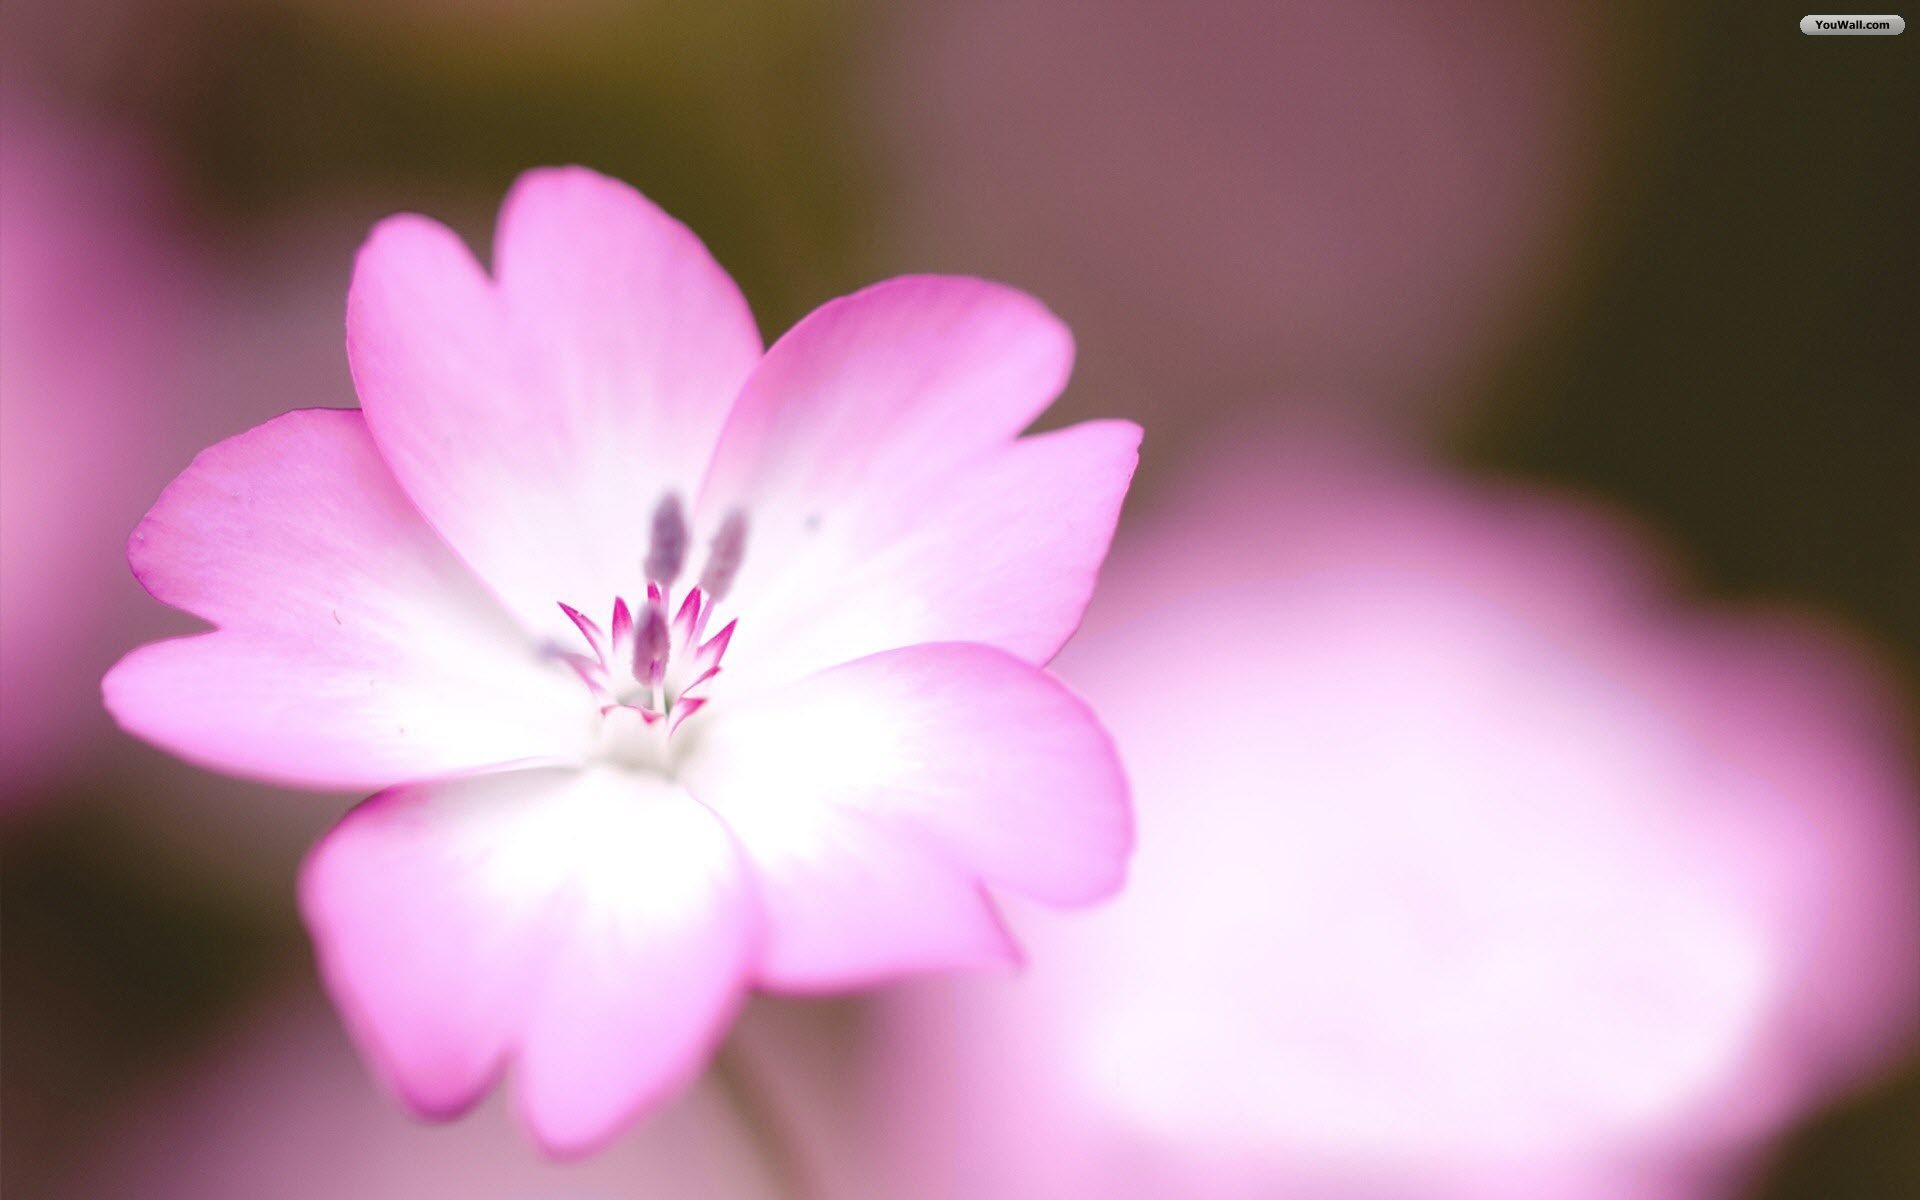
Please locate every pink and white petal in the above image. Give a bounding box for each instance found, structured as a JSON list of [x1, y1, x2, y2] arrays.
[[300, 769, 566, 1117], [681, 770, 1021, 990], [513, 774, 761, 1156], [701, 276, 1073, 519], [347, 168, 761, 638], [721, 419, 1140, 690], [103, 409, 591, 790], [493, 167, 762, 500], [300, 767, 760, 1156], [693, 276, 1080, 646], [686, 642, 1131, 929]]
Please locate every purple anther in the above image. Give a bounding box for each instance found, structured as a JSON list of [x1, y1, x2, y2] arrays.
[[644, 493, 689, 585], [699, 509, 749, 602]]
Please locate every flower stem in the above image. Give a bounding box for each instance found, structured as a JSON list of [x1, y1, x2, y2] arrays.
[[711, 1032, 820, 1200]]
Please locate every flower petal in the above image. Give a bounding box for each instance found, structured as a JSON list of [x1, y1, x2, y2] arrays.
[[347, 167, 762, 638], [103, 409, 591, 790], [703, 794, 1020, 991], [730, 419, 1140, 690], [701, 276, 1074, 509], [694, 277, 1113, 680], [299, 766, 759, 1157], [684, 642, 1130, 986]]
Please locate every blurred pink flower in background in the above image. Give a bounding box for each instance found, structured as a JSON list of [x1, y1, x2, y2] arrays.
[[69, 994, 849, 1200], [874, 433, 1920, 1199], [104, 166, 1137, 1154], [0, 100, 182, 801], [876, 0, 1598, 435]]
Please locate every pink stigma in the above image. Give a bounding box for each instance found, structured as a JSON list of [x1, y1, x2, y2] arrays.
[[557, 496, 750, 736], [560, 588, 734, 734]]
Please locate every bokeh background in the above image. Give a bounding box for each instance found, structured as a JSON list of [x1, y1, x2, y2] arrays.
[[2, 1, 1914, 1196]]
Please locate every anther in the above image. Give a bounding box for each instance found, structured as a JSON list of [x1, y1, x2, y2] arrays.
[[644, 493, 690, 584], [699, 509, 749, 603]]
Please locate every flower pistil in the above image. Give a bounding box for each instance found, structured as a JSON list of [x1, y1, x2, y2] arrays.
[[557, 493, 744, 763]]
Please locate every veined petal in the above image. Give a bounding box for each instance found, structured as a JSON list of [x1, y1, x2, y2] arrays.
[[299, 767, 759, 1157], [683, 642, 1130, 987], [103, 409, 592, 790], [695, 277, 1109, 678], [347, 167, 762, 639]]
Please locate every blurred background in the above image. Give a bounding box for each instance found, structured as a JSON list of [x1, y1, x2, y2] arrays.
[[2, 1, 1914, 1196]]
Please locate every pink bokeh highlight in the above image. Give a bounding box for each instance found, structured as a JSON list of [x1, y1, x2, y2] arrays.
[[68, 995, 852, 1200], [873, 433, 1920, 1198], [0, 101, 184, 799]]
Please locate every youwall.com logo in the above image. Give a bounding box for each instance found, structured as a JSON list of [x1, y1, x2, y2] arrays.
[[1800, 13, 1906, 33]]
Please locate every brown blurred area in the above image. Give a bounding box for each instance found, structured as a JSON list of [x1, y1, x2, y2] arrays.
[[2, 1, 1914, 1195]]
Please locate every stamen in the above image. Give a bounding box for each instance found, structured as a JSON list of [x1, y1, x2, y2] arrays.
[[695, 618, 737, 672], [699, 510, 749, 603], [678, 665, 721, 700], [558, 651, 609, 696], [673, 587, 704, 645], [559, 577, 741, 751], [558, 602, 608, 660], [609, 597, 635, 664], [669, 696, 707, 733], [644, 493, 689, 584]]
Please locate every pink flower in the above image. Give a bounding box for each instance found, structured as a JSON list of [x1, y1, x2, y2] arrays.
[[103, 166, 1137, 1156], [873, 436, 1919, 1198]]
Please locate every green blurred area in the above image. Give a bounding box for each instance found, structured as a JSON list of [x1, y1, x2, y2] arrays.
[[3, 0, 1913, 1194], [113, 0, 878, 333]]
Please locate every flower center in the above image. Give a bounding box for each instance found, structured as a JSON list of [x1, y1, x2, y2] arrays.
[[557, 494, 746, 768]]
